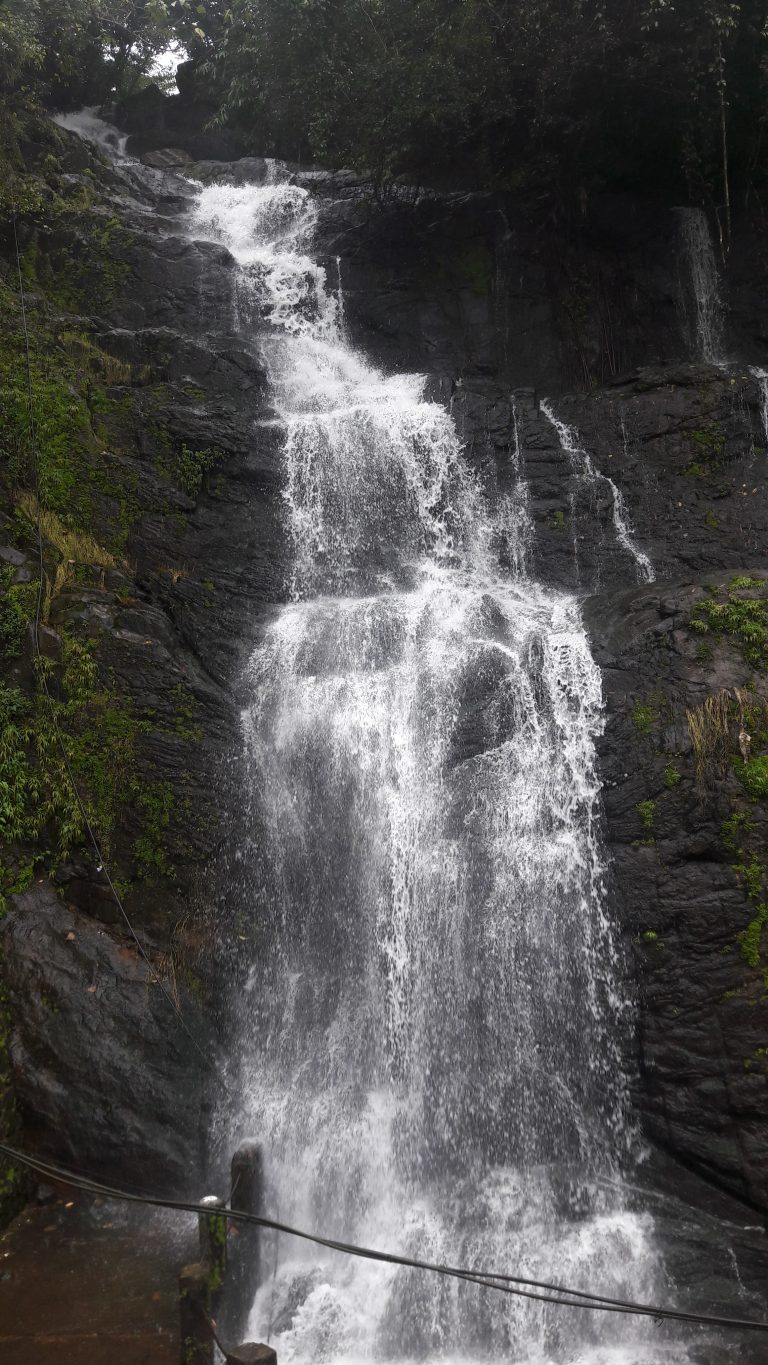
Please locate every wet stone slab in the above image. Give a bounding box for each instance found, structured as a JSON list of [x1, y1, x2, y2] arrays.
[[0, 1186, 195, 1364]]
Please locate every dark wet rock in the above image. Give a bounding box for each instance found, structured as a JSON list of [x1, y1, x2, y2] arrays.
[[2, 883, 207, 1194], [141, 147, 194, 170], [584, 575, 768, 1211]]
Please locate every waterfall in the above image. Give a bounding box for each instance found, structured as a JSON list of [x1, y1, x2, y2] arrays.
[[187, 166, 688, 1365], [498, 398, 534, 580], [53, 106, 130, 158], [540, 401, 655, 585], [675, 207, 725, 366]]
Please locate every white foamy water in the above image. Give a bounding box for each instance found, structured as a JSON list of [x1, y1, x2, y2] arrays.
[[184, 168, 693, 1363], [540, 401, 655, 585]]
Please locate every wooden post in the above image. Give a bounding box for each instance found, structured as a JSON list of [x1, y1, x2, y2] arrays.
[[179, 1263, 214, 1365], [217, 1144, 263, 1344], [199, 1194, 228, 1298], [231, 1144, 263, 1219]]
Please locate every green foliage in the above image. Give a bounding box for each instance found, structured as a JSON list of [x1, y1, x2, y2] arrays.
[[722, 809, 753, 852], [690, 579, 768, 669], [0, 568, 37, 659], [204, 0, 768, 204], [0, 684, 39, 847], [158, 443, 225, 499], [134, 781, 176, 878], [172, 683, 202, 741], [550, 509, 566, 531], [740, 903, 768, 969], [735, 755, 768, 800]]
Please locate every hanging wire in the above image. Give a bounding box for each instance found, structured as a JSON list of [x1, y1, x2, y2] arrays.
[[2, 1142, 768, 1335]]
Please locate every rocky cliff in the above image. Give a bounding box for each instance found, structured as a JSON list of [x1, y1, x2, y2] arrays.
[[1, 109, 767, 1238]]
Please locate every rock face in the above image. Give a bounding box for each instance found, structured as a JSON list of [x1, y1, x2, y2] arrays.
[[585, 575, 768, 1212], [2, 884, 206, 1193], [1, 119, 768, 1232]]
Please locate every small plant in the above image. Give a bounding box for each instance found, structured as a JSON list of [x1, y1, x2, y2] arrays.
[[690, 580, 768, 670], [704, 509, 719, 531], [0, 567, 37, 660], [642, 930, 658, 943], [722, 810, 753, 853], [663, 763, 682, 789], [159, 444, 225, 499], [734, 755, 768, 800], [551, 509, 566, 530]]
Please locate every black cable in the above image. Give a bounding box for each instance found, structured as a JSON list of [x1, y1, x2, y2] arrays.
[[3, 1142, 767, 1334], [11, 211, 225, 1084]]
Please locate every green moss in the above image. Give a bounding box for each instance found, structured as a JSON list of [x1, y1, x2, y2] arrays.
[[632, 702, 655, 734], [172, 684, 203, 742], [704, 509, 719, 531], [642, 930, 658, 942], [637, 799, 657, 832], [550, 509, 566, 531], [691, 424, 726, 456]]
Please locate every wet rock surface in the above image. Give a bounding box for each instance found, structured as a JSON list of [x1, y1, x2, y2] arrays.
[[585, 574, 768, 1214], [3, 883, 206, 1193]]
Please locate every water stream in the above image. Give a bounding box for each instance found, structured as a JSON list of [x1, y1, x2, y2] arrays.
[[186, 171, 691, 1365], [675, 207, 725, 366], [540, 402, 655, 585]]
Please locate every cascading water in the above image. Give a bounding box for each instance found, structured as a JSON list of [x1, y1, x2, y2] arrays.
[[187, 168, 693, 1364], [540, 402, 655, 586], [53, 106, 130, 158], [675, 207, 725, 366]]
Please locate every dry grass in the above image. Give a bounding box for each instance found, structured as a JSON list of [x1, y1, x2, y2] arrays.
[[16, 491, 119, 620], [159, 563, 189, 585], [686, 686, 766, 781]]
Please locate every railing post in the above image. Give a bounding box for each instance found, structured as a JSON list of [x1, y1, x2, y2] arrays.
[[199, 1194, 228, 1299], [219, 1143, 263, 1343]]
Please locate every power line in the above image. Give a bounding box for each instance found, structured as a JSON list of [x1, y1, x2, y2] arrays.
[[11, 210, 222, 1085], [2, 1142, 767, 1334]]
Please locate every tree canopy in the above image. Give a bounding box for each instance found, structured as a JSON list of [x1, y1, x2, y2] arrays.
[[2, 0, 767, 219], [205, 0, 768, 217]]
